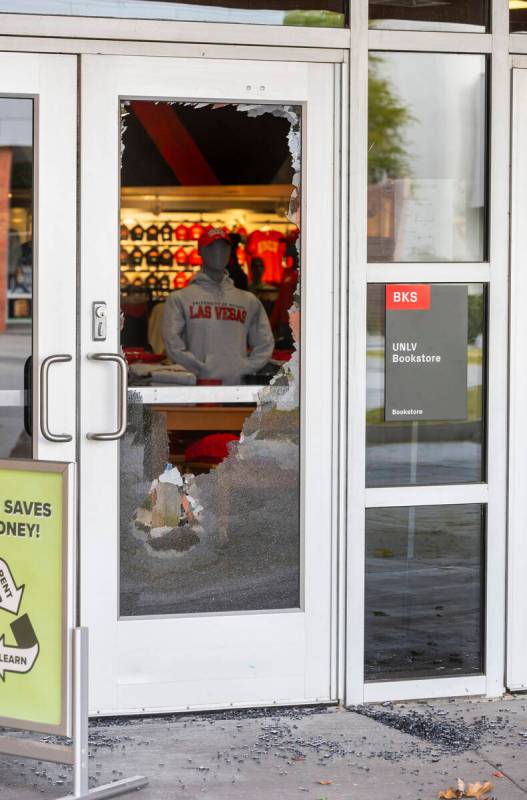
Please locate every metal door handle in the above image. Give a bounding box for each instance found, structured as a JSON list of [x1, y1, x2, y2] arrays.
[[86, 353, 128, 441], [40, 354, 73, 443]]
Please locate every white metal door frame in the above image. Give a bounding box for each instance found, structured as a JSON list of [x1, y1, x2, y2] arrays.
[[79, 53, 338, 715]]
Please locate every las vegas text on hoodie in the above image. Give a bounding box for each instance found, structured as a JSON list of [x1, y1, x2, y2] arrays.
[[162, 270, 275, 385]]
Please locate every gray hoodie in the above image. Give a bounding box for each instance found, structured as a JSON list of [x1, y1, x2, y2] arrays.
[[162, 270, 275, 385]]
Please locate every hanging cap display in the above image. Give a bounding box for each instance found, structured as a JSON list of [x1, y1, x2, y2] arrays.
[[198, 227, 230, 250]]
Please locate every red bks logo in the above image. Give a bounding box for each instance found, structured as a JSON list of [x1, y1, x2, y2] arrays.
[[386, 284, 431, 311]]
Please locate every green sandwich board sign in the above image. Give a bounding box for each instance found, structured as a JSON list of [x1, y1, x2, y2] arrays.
[[0, 460, 73, 736]]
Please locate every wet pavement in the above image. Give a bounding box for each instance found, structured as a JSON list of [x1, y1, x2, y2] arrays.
[[1, 696, 527, 799]]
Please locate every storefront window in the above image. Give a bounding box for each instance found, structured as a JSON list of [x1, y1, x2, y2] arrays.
[[0, 98, 33, 460], [365, 504, 485, 681], [368, 53, 487, 263], [119, 100, 301, 616], [366, 283, 486, 488], [369, 0, 487, 33], [0, 0, 346, 27]]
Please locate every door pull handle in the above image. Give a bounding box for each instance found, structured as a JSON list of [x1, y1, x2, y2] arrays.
[[40, 354, 73, 443], [86, 353, 128, 441]]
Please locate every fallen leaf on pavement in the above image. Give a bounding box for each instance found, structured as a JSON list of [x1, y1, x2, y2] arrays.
[[318, 780, 333, 785], [493, 771, 505, 778], [438, 788, 460, 799], [466, 782, 493, 798], [438, 779, 493, 799]]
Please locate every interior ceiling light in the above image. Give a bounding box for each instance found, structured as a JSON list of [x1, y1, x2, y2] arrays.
[[510, 0, 527, 10]]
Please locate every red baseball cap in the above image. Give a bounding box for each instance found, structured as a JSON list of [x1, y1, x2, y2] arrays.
[[198, 227, 230, 250]]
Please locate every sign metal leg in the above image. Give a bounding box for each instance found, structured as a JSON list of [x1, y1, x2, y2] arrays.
[[73, 627, 89, 797], [59, 628, 148, 800]]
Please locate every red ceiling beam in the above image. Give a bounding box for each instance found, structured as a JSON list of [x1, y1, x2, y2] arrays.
[[130, 100, 219, 186]]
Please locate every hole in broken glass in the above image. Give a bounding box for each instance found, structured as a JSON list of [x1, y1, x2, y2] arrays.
[[120, 103, 301, 614]]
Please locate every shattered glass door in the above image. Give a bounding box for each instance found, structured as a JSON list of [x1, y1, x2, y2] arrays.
[[119, 101, 302, 616]]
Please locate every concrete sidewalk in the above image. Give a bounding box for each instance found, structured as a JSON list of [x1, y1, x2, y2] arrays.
[[1, 695, 527, 799]]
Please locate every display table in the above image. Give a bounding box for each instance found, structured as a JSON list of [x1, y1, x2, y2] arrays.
[[152, 404, 256, 431]]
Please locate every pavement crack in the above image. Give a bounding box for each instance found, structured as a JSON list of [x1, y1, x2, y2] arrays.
[[474, 749, 527, 796]]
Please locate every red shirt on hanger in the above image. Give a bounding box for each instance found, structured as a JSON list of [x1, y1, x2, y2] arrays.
[[246, 229, 285, 284]]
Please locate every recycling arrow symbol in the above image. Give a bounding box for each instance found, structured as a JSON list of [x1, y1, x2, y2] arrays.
[[0, 558, 39, 680], [0, 614, 39, 680], [0, 558, 24, 615]]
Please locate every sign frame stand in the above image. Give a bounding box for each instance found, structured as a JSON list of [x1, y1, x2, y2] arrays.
[[0, 460, 147, 798], [0, 626, 148, 799]]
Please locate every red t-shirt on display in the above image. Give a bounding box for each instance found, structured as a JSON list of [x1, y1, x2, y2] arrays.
[[175, 224, 189, 241], [270, 267, 298, 330], [174, 247, 189, 266], [246, 230, 285, 284], [188, 248, 202, 266], [189, 222, 205, 241], [173, 273, 189, 289]]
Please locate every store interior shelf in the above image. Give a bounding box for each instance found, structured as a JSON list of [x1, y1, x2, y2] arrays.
[[121, 267, 198, 272], [120, 184, 294, 212], [129, 385, 264, 405], [121, 240, 201, 246]]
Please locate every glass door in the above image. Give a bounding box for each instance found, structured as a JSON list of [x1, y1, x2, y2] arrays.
[[0, 53, 76, 466], [80, 55, 337, 714]]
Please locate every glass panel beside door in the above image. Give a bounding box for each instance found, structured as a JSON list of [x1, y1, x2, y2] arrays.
[[0, 97, 33, 460]]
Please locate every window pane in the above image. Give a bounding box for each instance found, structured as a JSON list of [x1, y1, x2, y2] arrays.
[[0, 98, 33, 460], [366, 284, 486, 487], [368, 53, 487, 263], [365, 504, 485, 681], [370, 0, 487, 33], [119, 100, 301, 616], [0, 0, 346, 27]]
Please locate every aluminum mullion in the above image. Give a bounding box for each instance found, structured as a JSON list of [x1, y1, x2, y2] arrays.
[[368, 29, 492, 53], [0, 36, 346, 62], [336, 57, 350, 705], [484, 0, 510, 699], [366, 263, 490, 283], [345, 0, 369, 708], [0, 12, 351, 48], [366, 483, 489, 508]]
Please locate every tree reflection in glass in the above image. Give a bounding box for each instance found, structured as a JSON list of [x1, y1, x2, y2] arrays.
[[368, 52, 487, 263]]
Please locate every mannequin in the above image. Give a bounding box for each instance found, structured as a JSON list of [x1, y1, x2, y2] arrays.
[[162, 228, 274, 386], [201, 236, 231, 283]]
